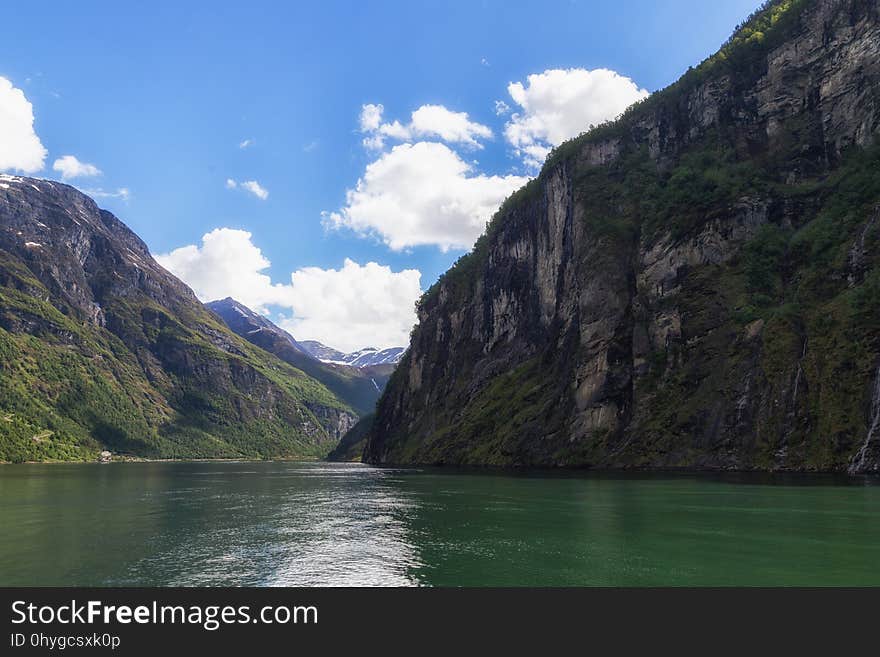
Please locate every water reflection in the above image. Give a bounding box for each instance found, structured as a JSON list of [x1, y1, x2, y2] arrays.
[[124, 463, 427, 586], [1, 462, 878, 586], [0, 462, 426, 586]]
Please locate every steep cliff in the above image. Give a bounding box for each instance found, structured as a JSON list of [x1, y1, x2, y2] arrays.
[[364, 0, 880, 473], [0, 178, 356, 461], [327, 413, 374, 462]]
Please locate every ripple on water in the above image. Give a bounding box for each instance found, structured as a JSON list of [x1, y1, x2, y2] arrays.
[[2, 462, 879, 586]]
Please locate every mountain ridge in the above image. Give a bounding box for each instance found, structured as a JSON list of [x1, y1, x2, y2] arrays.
[[298, 340, 405, 368], [363, 0, 880, 473], [206, 297, 396, 416], [0, 176, 356, 462]]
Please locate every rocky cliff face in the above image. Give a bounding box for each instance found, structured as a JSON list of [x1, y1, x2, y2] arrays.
[[365, 0, 880, 473], [0, 178, 355, 461]]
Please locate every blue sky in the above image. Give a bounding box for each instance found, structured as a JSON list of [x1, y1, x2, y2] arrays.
[[1, 0, 761, 350]]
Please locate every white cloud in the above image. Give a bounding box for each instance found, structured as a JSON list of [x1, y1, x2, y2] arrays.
[[241, 180, 268, 200], [239, 139, 254, 149], [359, 103, 492, 150], [0, 76, 47, 173], [225, 178, 268, 200], [155, 228, 420, 351], [324, 141, 528, 251], [156, 228, 292, 311], [409, 105, 492, 146], [83, 187, 130, 201], [494, 100, 510, 116], [335, 69, 645, 252], [359, 104, 383, 132], [279, 259, 421, 352], [504, 68, 649, 169], [362, 134, 385, 151], [52, 155, 102, 180]]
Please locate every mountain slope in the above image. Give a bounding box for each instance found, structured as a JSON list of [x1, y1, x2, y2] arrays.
[[364, 0, 880, 473], [299, 340, 405, 367], [207, 298, 393, 415], [0, 177, 355, 462]]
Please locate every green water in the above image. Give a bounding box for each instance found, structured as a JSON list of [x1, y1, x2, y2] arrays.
[[0, 461, 877, 586]]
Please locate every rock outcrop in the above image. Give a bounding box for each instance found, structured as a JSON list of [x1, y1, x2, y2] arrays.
[[364, 0, 880, 472]]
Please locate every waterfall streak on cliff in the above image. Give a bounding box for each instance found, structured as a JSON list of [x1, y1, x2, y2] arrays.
[[850, 365, 880, 473]]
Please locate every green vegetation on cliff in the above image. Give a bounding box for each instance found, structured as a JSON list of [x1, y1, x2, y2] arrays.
[[0, 279, 350, 462], [368, 0, 880, 471], [0, 180, 353, 463]]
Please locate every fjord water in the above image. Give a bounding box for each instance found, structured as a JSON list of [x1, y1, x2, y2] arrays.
[[0, 462, 878, 586]]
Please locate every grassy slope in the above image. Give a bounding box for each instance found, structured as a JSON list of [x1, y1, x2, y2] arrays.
[[0, 248, 352, 462]]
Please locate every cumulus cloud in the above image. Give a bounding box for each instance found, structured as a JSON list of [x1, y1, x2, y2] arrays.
[[52, 155, 102, 180], [225, 178, 269, 200], [504, 68, 649, 169], [156, 228, 293, 311], [494, 100, 510, 116], [359, 104, 383, 132], [155, 228, 420, 351], [359, 103, 492, 150], [0, 76, 47, 173], [239, 139, 254, 149], [278, 259, 421, 352], [324, 141, 528, 251]]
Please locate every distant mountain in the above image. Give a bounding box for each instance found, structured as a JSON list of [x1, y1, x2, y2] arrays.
[[207, 298, 393, 416], [299, 341, 405, 368], [0, 176, 355, 463], [206, 297, 309, 357]]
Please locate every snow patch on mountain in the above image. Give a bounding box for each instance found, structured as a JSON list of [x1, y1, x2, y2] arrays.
[[299, 341, 405, 368]]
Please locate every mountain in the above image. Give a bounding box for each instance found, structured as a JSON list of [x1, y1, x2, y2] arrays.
[[0, 176, 356, 462], [207, 297, 310, 355], [299, 340, 405, 368], [207, 297, 394, 415], [364, 0, 880, 473]]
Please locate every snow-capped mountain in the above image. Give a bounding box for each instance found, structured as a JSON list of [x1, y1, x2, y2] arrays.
[[206, 297, 397, 415], [299, 341, 405, 368], [207, 297, 308, 354]]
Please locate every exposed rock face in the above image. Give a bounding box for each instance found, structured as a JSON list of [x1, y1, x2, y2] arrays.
[[327, 413, 374, 462], [365, 0, 880, 472], [0, 177, 355, 460]]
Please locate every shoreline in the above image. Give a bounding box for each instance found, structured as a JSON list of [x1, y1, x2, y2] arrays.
[[1, 457, 876, 481], [0, 456, 325, 465]]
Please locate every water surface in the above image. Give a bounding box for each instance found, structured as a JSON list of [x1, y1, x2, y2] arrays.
[[0, 462, 877, 586]]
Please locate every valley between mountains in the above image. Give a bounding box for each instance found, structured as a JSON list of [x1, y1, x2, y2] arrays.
[[2, 0, 880, 474], [0, 177, 401, 462]]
